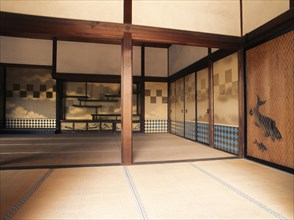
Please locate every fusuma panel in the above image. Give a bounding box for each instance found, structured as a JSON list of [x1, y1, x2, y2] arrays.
[[213, 53, 239, 154], [170, 82, 176, 134], [5, 67, 56, 129], [196, 68, 209, 144], [184, 72, 196, 140], [175, 78, 184, 137], [145, 82, 168, 133], [246, 31, 294, 169]]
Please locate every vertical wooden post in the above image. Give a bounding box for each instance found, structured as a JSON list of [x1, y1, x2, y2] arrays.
[[140, 46, 145, 133], [238, 48, 245, 157], [124, 0, 132, 24], [121, 32, 133, 165], [52, 38, 62, 133], [208, 48, 214, 148]]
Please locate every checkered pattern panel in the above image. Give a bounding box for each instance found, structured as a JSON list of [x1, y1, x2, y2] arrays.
[[214, 124, 239, 154], [171, 120, 176, 134], [185, 121, 196, 140], [145, 89, 168, 104], [175, 121, 184, 137], [214, 69, 238, 98], [6, 119, 56, 128], [145, 119, 167, 133], [6, 84, 56, 99], [197, 122, 210, 144]]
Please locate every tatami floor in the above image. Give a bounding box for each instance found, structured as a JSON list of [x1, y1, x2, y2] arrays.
[[0, 133, 235, 167], [1, 159, 293, 220], [0, 133, 293, 219]]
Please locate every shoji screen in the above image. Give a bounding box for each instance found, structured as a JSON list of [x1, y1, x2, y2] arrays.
[[196, 68, 209, 144]]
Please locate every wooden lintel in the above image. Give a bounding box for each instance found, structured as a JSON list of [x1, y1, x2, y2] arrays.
[[0, 12, 241, 49], [121, 32, 133, 165]]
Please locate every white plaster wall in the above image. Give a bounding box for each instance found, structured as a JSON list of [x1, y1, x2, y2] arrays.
[[0, 36, 52, 65], [243, 0, 289, 34], [0, 0, 123, 23], [145, 47, 168, 77], [57, 41, 122, 75], [169, 45, 208, 75], [133, 0, 241, 36]]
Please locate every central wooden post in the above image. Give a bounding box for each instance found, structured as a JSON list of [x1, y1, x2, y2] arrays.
[[121, 32, 133, 165]]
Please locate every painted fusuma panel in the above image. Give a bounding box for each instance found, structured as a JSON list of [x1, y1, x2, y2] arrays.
[[145, 82, 168, 133], [6, 67, 56, 128], [213, 53, 239, 154], [246, 31, 294, 169]]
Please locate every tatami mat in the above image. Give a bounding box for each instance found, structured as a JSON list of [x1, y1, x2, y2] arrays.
[[12, 167, 142, 220], [194, 159, 294, 220], [133, 133, 235, 162], [0, 169, 49, 219], [1, 159, 293, 220], [127, 162, 285, 219], [1, 133, 237, 167]]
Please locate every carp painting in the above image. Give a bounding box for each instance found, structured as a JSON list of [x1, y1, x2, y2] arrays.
[[246, 31, 294, 169]]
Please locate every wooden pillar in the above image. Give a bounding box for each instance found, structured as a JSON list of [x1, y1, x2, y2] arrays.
[[208, 48, 214, 148], [238, 48, 245, 157], [121, 32, 133, 165], [140, 46, 145, 133]]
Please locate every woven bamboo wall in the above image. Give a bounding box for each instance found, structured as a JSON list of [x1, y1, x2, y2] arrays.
[[246, 31, 294, 169]]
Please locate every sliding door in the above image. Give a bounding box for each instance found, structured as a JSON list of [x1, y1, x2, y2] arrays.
[[170, 82, 176, 134], [196, 68, 209, 144], [175, 78, 184, 136], [184, 72, 196, 140]]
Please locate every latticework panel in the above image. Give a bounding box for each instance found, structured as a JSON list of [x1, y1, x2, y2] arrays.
[[246, 31, 294, 169]]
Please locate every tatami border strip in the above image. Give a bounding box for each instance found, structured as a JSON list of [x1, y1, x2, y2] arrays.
[[189, 163, 287, 220], [1, 169, 54, 220], [123, 166, 148, 220]]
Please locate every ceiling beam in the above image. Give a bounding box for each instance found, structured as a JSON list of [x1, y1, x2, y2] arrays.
[[0, 12, 241, 49]]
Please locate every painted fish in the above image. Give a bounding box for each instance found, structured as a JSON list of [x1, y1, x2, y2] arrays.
[[249, 95, 282, 142], [253, 139, 267, 152]]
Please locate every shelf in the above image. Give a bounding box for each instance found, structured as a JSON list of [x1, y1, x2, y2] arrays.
[[78, 98, 118, 102], [63, 95, 89, 98], [105, 94, 121, 98], [72, 104, 102, 108]]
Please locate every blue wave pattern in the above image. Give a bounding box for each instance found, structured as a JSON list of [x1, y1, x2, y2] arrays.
[[185, 121, 196, 140], [145, 119, 167, 133], [214, 124, 239, 154]]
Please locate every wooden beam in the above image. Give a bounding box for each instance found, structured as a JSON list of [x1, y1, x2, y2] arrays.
[[0, 12, 241, 49], [244, 8, 294, 48], [238, 48, 245, 157], [121, 32, 133, 165], [290, 0, 294, 8], [240, 0, 243, 36], [52, 38, 57, 77], [124, 0, 132, 24], [208, 48, 214, 148]]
